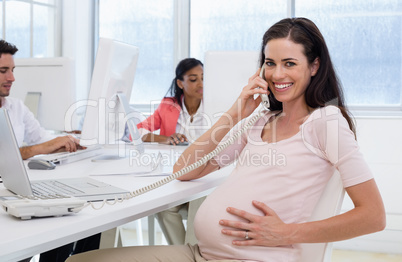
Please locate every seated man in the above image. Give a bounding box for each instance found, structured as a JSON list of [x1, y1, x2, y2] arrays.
[[0, 39, 100, 262], [0, 41, 82, 159]]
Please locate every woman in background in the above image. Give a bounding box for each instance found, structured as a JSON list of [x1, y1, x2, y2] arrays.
[[137, 58, 205, 146], [137, 58, 206, 245]]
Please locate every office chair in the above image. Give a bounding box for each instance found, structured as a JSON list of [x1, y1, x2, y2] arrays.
[[300, 170, 345, 262]]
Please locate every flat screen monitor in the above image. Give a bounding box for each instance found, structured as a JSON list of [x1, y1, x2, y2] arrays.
[[203, 51, 260, 125], [10, 57, 76, 131], [79, 38, 140, 147]]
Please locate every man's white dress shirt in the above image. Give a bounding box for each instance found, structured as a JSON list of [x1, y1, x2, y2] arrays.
[[1, 97, 52, 147]]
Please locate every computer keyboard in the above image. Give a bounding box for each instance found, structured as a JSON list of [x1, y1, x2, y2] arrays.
[[38, 145, 103, 165], [31, 181, 84, 199]]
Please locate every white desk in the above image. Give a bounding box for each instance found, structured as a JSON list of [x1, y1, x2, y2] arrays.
[[0, 144, 232, 262]]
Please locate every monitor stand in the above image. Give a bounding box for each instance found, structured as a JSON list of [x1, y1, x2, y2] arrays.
[[91, 92, 144, 162], [116, 92, 144, 153]]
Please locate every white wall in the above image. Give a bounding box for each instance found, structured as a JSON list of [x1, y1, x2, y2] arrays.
[[334, 116, 402, 254]]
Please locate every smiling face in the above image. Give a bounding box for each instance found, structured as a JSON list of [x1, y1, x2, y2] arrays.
[[263, 38, 319, 107], [0, 53, 16, 98], [176, 64, 204, 101]]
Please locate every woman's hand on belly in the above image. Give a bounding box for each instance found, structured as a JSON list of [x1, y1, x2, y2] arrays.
[[219, 200, 295, 247]]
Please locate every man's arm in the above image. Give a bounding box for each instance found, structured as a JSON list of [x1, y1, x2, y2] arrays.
[[19, 135, 83, 160]]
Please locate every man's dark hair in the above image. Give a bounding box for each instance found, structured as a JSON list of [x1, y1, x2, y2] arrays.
[[0, 39, 18, 57]]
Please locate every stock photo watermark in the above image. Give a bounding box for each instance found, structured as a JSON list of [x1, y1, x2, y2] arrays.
[[62, 98, 343, 166]]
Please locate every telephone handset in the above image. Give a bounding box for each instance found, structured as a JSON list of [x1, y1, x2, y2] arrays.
[[259, 64, 270, 109]]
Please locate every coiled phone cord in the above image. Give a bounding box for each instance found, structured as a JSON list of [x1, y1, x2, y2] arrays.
[[73, 108, 267, 212]]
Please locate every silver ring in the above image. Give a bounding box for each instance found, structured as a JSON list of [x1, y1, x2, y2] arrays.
[[245, 231, 250, 240]]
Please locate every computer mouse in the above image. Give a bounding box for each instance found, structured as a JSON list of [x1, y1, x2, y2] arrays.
[[28, 159, 56, 170]]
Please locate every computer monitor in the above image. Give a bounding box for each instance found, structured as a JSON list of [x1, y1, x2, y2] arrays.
[[203, 51, 260, 125], [10, 57, 76, 131], [79, 38, 142, 149]]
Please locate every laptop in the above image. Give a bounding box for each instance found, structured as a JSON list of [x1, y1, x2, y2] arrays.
[[0, 108, 129, 202]]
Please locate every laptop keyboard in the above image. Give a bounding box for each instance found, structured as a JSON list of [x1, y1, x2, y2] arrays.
[[31, 181, 84, 199], [39, 145, 103, 165]]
